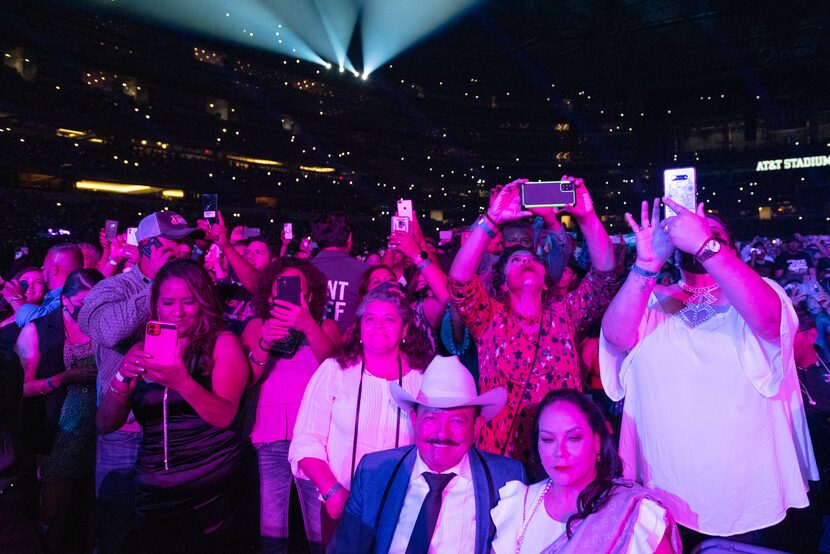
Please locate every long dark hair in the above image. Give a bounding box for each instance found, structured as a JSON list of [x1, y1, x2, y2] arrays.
[[532, 389, 624, 538], [149, 260, 227, 377], [337, 283, 432, 370], [252, 258, 329, 323]]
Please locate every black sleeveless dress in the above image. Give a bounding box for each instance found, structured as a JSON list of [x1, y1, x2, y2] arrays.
[[132, 368, 245, 553]]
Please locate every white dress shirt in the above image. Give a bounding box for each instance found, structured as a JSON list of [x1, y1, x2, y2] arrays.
[[388, 452, 476, 554], [288, 358, 423, 491]]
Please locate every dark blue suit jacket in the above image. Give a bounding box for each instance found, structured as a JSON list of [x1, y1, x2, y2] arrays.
[[328, 446, 526, 554]]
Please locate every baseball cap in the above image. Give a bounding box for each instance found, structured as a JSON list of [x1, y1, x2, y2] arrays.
[[136, 211, 197, 242]]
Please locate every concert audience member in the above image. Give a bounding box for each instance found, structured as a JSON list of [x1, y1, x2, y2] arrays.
[[448, 178, 619, 465], [197, 211, 263, 295], [747, 241, 775, 278], [364, 252, 382, 266], [97, 260, 249, 553], [78, 242, 102, 270], [491, 389, 680, 553], [330, 356, 525, 554], [15, 268, 103, 552], [241, 258, 340, 553], [309, 212, 369, 333], [16, 244, 83, 327], [288, 284, 432, 545], [0, 347, 41, 554], [389, 215, 450, 354], [355, 264, 398, 304], [774, 234, 815, 283], [78, 210, 197, 554], [600, 199, 818, 549], [0, 268, 46, 350]]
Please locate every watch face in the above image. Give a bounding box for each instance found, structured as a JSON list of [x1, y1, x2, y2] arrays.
[[708, 239, 721, 252]]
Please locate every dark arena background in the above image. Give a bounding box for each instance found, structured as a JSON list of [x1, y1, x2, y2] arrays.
[[0, 0, 829, 262]]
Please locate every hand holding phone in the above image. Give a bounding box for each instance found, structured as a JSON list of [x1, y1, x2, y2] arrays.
[[202, 194, 218, 225], [105, 220, 119, 241], [141, 321, 186, 386], [663, 167, 697, 218]]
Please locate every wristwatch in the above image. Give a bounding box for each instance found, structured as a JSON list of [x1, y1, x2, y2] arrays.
[[418, 251, 429, 262], [695, 236, 722, 263]]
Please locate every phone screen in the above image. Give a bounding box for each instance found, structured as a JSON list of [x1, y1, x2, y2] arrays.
[[139, 237, 163, 258], [126, 227, 138, 246], [144, 321, 178, 367], [105, 220, 119, 240], [276, 276, 302, 306], [283, 223, 293, 240], [663, 167, 697, 218], [202, 194, 218, 224], [520, 181, 576, 208]]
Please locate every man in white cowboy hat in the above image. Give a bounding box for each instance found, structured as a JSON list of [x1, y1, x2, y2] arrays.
[[328, 356, 526, 554]]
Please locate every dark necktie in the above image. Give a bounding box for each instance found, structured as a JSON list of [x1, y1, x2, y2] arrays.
[[405, 472, 456, 554]]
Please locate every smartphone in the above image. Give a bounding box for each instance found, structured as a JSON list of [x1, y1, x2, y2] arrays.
[[800, 283, 821, 296], [144, 321, 178, 367], [126, 227, 138, 246], [397, 199, 413, 221], [520, 181, 576, 208], [14, 246, 28, 260], [391, 215, 410, 234], [105, 220, 119, 241], [663, 167, 697, 218], [283, 223, 293, 240], [20, 281, 29, 294], [139, 237, 163, 258], [276, 275, 302, 306], [439, 230, 452, 244], [241, 227, 261, 238], [201, 193, 218, 224]]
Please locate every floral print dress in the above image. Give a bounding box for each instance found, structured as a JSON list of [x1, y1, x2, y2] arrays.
[[449, 269, 620, 464]]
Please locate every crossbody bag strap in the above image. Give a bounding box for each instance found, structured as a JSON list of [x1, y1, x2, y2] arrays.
[[350, 359, 366, 481], [500, 317, 544, 456], [394, 354, 402, 448]]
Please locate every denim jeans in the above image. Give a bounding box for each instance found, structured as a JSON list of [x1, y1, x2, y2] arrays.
[[255, 440, 322, 554], [95, 431, 141, 554]]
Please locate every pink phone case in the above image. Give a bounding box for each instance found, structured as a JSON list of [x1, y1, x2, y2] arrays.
[[145, 321, 178, 366]]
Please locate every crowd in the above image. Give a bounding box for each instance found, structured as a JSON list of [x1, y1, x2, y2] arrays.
[[0, 177, 827, 554]]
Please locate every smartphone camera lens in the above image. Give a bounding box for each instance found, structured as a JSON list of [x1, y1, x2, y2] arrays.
[[148, 323, 160, 335], [561, 182, 574, 192]]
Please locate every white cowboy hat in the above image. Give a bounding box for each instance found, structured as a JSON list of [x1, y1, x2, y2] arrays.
[[391, 355, 507, 422]]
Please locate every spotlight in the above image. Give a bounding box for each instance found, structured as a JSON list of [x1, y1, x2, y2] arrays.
[[361, 72, 369, 80], [339, 66, 345, 73], [324, 62, 332, 69], [351, 69, 359, 77]]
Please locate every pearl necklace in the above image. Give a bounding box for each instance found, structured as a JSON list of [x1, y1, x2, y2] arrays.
[[675, 279, 721, 328], [515, 479, 552, 554]]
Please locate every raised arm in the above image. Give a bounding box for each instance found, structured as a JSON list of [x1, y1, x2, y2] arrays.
[[449, 181, 532, 284], [199, 211, 261, 295], [556, 176, 615, 272], [662, 198, 781, 341], [602, 199, 675, 350]]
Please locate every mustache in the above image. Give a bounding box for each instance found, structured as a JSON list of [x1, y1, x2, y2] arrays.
[[426, 438, 460, 446]]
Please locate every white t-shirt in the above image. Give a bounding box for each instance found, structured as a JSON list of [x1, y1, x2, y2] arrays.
[[599, 279, 818, 535]]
